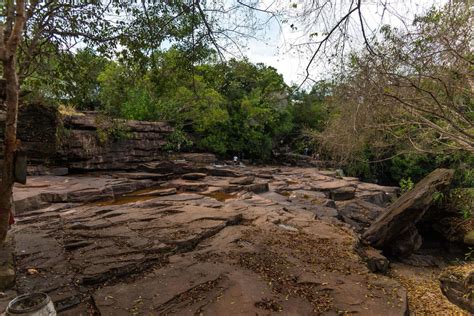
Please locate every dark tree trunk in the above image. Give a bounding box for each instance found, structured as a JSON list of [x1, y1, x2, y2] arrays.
[[0, 56, 19, 243], [0, 0, 26, 244]]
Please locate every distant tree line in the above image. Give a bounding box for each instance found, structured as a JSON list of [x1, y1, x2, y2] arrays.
[[21, 2, 473, 187]]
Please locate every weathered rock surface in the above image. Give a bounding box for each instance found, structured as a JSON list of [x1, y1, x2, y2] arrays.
[[125, 187, 177, 197], [139, 160, 193, 174], [330, 186, 356, 201], [357, 246, 390, 274], [1, 107, 174, 171], [0, 103, 59, 164], [8, 166, 414, 315], [13, 176, 157, 214], [169, 179, 209, 192], [245, 182, 269, 193], [113, 172, 170, 180], [439, 264, 474, 313], [60, 113, 172, 170], [337, 200, 384, 232], [27, 165, 69, 176], [390, 263, 467, 314], [363, 169, 454, 256], [177, 152, 217, 164], [229, 175, 255, 185], [181, 172, 207, 180]]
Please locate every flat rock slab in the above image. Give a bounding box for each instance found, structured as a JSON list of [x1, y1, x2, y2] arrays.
[[169, 179, 209, 192], [337, 200, 384, 232], [13, 176, 155, 214], [93, 225, 407, 316], [229, 176, 255, 185], [125, 187, 177, 197], [311, 179, 355, 191], [8, 165, 416, 315], [245, 183, 269, 193], [113, 172, 171, 180], [330, 186, 356, 201], [205, 167, 241, 177], [181, 172, 207, 180]]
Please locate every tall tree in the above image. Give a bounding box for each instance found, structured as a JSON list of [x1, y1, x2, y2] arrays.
[[0, 0, 123, 243], [0, 0, 26, 243], [0, 0, 263, 243], [313, 1, 473, 168]]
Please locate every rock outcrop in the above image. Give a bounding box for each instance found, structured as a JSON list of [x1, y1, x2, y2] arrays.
[[362, 169, 454, 256], [439, 264, 474, 313], [0, 105, 174, 171], [0, 103, 59, 164], [59, 113, 172, 170]]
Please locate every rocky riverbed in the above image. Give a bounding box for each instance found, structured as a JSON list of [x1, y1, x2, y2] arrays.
[[0, 161, 471, 315]]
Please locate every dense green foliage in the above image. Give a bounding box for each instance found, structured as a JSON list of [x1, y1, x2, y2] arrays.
[[24, 48, 109, 109], [22, 2, 472, 191], [27, 47, 328, 160], [308, 2, 473, 186]]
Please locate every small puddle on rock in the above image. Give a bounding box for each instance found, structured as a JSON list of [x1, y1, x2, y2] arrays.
[[201, 191, 237, 202]]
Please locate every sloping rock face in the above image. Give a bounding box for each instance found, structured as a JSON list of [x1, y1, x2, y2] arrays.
[[362, 169, 454, 256]]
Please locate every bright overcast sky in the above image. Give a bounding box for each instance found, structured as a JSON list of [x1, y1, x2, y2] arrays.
[[241, 0, 449, 86]]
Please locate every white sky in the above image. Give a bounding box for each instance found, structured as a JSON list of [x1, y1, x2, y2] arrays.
[[241, 0, 448, 86]]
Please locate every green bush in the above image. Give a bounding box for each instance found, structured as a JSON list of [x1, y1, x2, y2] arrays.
[[164, 129, 193, 152], [399, 177, 414, 193]]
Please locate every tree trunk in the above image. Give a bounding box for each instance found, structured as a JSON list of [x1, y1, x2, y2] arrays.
[[0, 56, 19, 243]]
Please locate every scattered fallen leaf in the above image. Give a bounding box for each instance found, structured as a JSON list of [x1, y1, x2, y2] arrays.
[[27, 268, 39, 275]]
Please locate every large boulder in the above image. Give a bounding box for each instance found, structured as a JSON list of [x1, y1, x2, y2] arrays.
[[439, 264, 474, 313], [337, 200, 384, 233], [362, 169, 454, 256], [356, 246, 390, 274]]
